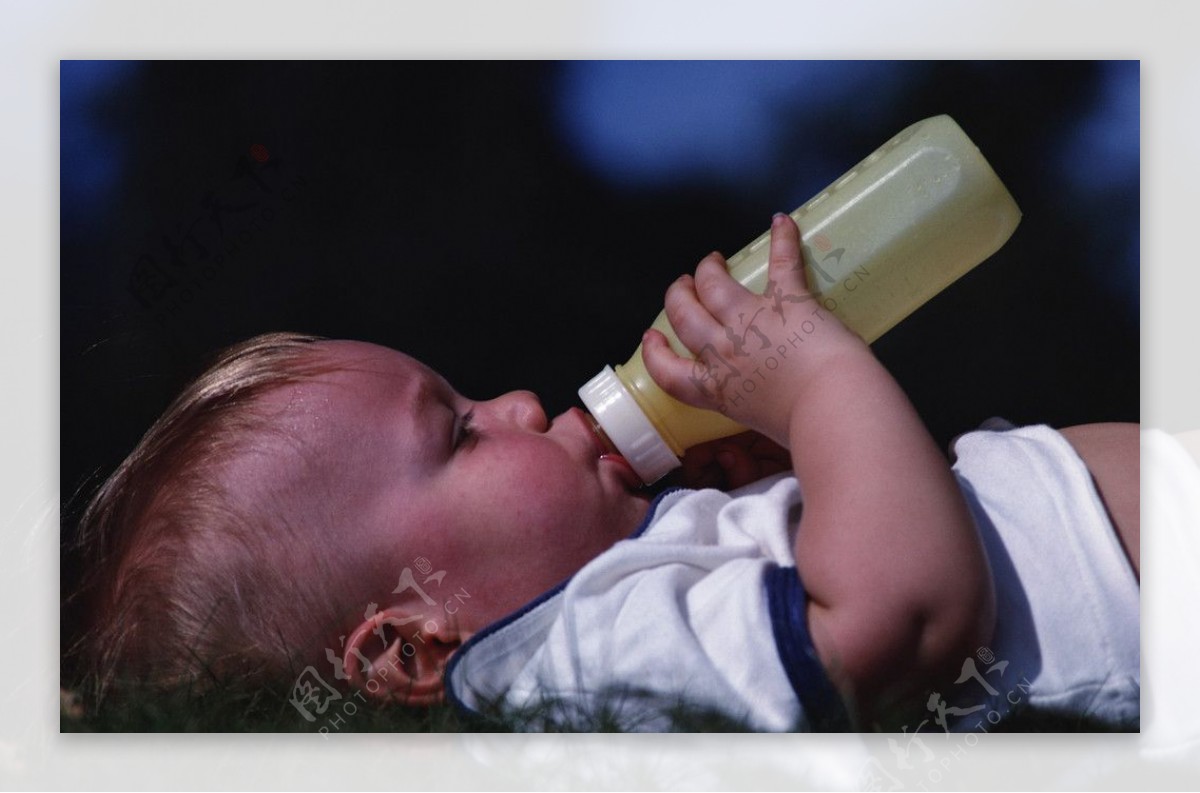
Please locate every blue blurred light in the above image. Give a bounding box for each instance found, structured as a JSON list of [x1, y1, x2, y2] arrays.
[[61, 61, 141, 236], [1057, 61, 1139, 193], [1054, 61, 1139, 315], [553, 61, 919, 190]]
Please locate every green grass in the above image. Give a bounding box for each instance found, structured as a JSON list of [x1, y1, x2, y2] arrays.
[[60, 678, 761, 733], [61, 677, 473, 733], [61, 673, 1137, 733]]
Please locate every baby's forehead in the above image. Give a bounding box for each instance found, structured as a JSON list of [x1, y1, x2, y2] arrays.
[[216, 389, 405, 531], [259, 340, 433, 425], [236, 344, 436, 484]]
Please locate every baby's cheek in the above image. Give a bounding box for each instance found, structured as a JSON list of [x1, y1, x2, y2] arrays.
[[525, 487, 607, 561], [494, 444, 613, 541]]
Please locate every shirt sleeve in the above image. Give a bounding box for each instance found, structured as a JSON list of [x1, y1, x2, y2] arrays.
[[764, 564, 853, 731]]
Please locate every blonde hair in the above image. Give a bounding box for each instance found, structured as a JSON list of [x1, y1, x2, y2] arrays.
[[68, 332, 360, 699]]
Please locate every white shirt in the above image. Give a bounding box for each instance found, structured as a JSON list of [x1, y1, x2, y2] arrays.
[[446, 421, 1141, 732]]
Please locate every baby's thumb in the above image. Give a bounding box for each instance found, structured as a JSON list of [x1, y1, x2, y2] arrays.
[[716, 444, 759, 490], [768, 212, 809, 294]]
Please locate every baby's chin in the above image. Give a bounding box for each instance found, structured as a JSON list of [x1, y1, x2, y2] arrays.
[[566, 491, 649, 553], [597, 450, 644, 492], [613, 487, 654, 539]]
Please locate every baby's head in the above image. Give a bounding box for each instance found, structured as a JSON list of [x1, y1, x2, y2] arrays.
[[73, 333, 650, 705]]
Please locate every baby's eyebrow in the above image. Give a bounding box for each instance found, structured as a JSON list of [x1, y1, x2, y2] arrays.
[[407, 378, 448, 462], [411, 379, 438, 414]]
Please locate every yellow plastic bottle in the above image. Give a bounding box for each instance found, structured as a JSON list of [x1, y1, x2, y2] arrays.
[[578, 114, 1022, 484]]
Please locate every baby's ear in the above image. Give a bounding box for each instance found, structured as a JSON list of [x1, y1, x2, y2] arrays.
[[342, 605, 464, 707]]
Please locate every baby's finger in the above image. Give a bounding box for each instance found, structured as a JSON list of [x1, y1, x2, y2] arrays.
[[641, 328, 725, 411], [768, 212, 810, 295], [678, 444, 723, 489], [663, 274, 725, 357], [714, 443, 760, 490], [680, 441, 716, 471], [692, 252, 750, 325]]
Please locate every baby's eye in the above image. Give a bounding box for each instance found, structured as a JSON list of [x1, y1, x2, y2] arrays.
[[453, 409, 477, 450]]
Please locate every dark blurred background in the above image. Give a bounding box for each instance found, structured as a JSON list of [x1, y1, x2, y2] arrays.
[[61, 61, 1139, 557]]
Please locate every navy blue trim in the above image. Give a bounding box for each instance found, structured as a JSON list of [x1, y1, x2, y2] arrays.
[[765, 564, 852, 731], [629, 486, 684, 539], [444, 486, 686, 717]]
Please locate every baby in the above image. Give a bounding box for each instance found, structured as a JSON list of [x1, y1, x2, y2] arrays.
[[71, 215, 1140, 731]]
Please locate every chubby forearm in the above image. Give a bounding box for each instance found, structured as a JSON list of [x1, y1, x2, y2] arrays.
[[638, 213, 995, 721], [790, 338, 995, 714]]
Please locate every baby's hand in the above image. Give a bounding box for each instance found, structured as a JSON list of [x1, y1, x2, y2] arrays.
[[642, 213, 862, 446], [667, 431, 791, 491]]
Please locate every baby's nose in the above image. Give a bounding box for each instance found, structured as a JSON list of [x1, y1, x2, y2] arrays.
[[493, 390, 547, 432]]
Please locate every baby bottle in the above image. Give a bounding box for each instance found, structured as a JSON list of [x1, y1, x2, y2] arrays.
[[578, 114, 1023, 485]]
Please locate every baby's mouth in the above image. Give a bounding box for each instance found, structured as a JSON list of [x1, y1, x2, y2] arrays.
[[582, 409, 618, 456], [601, 452, 644, 492], [572, 407, 644, 491]]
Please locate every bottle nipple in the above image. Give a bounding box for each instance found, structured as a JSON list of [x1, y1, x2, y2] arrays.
[[584, 411, 619, 456], [579, 365, 681, 484]]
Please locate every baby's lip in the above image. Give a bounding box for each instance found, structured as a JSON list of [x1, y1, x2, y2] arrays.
[[568, 407, 613, 459], [567, 407, 643, 490], [566, 405, 614, 453], [600, 452, 644, 491]]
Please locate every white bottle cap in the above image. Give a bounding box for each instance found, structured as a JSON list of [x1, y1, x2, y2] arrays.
[[578, 366, 681, 485]]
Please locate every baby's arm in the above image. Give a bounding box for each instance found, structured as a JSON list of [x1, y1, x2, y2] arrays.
[[642, 214, 996, 724]]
